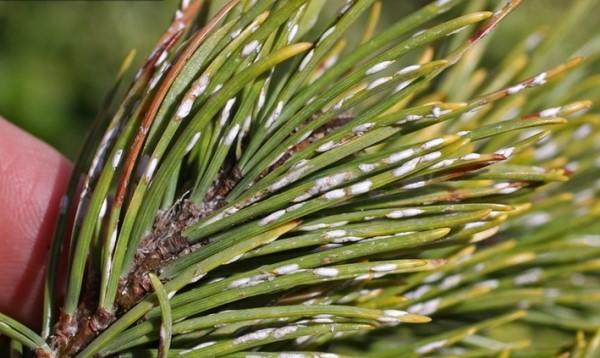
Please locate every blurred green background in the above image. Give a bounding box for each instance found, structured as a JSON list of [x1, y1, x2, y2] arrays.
[[0, 0, 595, 159]]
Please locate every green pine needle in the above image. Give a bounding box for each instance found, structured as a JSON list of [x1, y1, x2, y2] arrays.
[[2, 0, 600, 357]]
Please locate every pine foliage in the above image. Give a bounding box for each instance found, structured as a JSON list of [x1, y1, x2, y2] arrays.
[[2, 0, 600, 357]]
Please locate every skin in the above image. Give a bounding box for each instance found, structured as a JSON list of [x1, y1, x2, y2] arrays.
[[0, 117, 72, 329]]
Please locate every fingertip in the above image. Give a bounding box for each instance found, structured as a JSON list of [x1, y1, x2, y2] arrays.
[[0, 117, 72, 328]]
